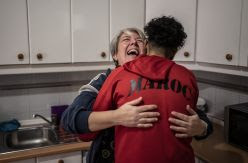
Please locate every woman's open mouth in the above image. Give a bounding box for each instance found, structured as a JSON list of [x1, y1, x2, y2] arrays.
[[127, 49, 139, 56]]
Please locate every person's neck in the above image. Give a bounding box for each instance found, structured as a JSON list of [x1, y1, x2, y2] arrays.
[[147, 48, 165, 58], [146, 43, 165, 57]]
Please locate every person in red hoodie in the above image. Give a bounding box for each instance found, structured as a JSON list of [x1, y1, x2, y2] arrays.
[[90, 16, 198, 163]]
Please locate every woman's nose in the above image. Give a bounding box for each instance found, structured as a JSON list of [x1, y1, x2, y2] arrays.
[[130, 38, 138, 45]]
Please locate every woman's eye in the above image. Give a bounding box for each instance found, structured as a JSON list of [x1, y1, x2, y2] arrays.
[[137, 39, 144, 44], [122, 38, 130, 42]]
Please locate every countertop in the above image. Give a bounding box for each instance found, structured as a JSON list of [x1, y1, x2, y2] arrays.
[[0, 126, 92, 163], [0, 141, 91, 163], [1, 123, 247, 163], [192, 123, 248, 163]]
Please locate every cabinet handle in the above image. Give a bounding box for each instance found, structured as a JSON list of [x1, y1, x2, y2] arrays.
[[58, 160, 64, 163], [17, 53, 24, 60], [225, 54, 232, 61], [37, 53, 43, 60], [184, 51, 190, 57], [101, 52, 106, 58]]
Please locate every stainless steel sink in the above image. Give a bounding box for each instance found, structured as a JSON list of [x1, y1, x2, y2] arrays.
[[4, 126, 59, 150]]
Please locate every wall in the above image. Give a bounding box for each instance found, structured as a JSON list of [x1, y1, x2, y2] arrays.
[[0, 70, 248, 122], [195, 71, 248, 120], [0, 71, 104, 122]]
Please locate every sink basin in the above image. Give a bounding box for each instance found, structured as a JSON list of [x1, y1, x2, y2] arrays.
[[4, 126, 59, 150]]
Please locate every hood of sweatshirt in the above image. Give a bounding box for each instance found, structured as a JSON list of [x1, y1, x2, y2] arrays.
[[123, 55, 175, 81]]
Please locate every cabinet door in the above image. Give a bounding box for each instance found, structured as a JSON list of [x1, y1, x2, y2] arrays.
[[196, 0, 242, 65], [72, 0, 109, 62], [37, 151, 82, 163], [110, 0, 145, 40], [0, 0, 29, 65], [9, 158, 35, 163], [146, 0, 196, 62], [28, 0, 71, 64], [240, 0, 248, 67]]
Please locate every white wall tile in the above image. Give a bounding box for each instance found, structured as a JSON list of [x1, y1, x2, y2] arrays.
[[0, 85, 81, 122], [0, 89, 29, 121], [198, 83, 216, 116], [28, 87, 60, 118], [215, 87, 240, 120], [0, 70, 246, 122], [1, 112, 30, 121], [241, 76, 248, 87], [29, 108, 51, 120], [0, 71, 99, 122], [239, 91, 248, 103], [58, 85, 79, 105]]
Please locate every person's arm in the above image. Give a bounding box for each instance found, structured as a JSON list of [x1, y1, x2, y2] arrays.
[[61, 69, 111, 134], [88, 97, 159, 132], [61, 69, 159, 135], [168, 105, 213, 139]]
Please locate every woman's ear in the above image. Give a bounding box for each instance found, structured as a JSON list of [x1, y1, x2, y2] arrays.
[[144, 40, 148, 54], [144, 39, 148, 47], [112, 53, 117, 61], [145, 42, 150, 54], [112, 53, 119, 66]]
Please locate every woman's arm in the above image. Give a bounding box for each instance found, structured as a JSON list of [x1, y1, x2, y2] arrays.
[[61, 69, 159, 135], [88, 97, 159, 132]]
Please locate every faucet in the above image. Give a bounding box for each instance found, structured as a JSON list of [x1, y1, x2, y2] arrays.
[[33, 114, 55, 128]]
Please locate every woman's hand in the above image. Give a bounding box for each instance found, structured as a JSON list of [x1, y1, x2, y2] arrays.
[[168, 105, 207, 138], [113, 97, 159, 128]]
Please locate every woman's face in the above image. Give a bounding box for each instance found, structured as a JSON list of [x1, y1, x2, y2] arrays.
[[113, 31, 146, 66]]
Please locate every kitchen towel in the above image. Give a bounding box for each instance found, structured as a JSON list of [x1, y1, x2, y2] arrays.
[[0, 119, 20, 132]]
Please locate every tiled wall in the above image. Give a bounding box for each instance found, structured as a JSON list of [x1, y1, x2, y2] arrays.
[[0, 86, 79, 121], [0, 70, 248, 122], [195, 71, 248, 120], [0, 70, 104, 122]]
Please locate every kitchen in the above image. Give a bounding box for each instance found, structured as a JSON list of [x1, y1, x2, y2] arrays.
[[0, 0, 248, 162]]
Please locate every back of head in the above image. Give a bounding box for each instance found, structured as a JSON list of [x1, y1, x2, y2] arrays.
[[144, 16, 187, 59]]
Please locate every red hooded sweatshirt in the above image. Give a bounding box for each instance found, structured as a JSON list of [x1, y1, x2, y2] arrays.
[[92, 55, 198, 163]]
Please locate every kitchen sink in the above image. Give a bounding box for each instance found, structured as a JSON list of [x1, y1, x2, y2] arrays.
[[3, 126, 59, 150]]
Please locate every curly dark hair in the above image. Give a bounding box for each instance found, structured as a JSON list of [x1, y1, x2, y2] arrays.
[[144, 16, 187, 59]]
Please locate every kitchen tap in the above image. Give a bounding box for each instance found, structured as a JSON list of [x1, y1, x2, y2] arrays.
[[33, 114, 55, 128]]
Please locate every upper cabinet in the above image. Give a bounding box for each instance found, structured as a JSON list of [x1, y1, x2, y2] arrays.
[[196, 0, 242, 66], [110, 0, 145, 40], [28, 0, 71, 64], [72, 0, 145, 62], [1, 0, 247, 75], [0, 0, 29, 65], [72, 0, 109, 62], [146, 0, 197, 62], [240, 0, 248, 67]]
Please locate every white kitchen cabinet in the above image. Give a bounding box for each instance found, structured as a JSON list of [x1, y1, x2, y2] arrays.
[[196, 0, 242, 66], [37, 151, 82, 163], [9, 158, 36, 163], [240, 0, 248, 67], [146, 0, 197, 62], [110, 0, 145, 40], [28, 0, 71, 64], [72, 0, 109, 62], [0, 0, 29, 65]]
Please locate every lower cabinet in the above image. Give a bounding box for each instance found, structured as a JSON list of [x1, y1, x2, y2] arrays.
[[37, 151, 82, 163]]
